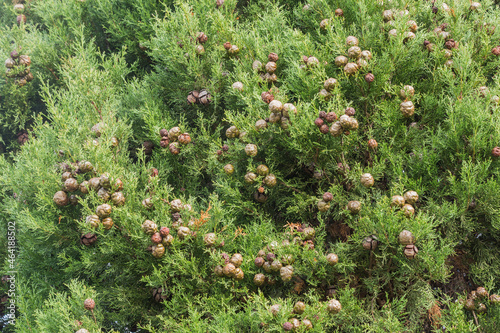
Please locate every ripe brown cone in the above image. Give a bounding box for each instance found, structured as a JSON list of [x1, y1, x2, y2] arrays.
[[152, 287, 169, 302], [80, 233, 97, 246], [84, 298, 95, 310]]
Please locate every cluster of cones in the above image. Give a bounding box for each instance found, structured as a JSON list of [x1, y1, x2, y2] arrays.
[[5, 50, 33, 87], [333, 36, 373, 76], [214, 252, 245, 281], [142, 199, 195, 258], [187, 89, 211, 105], [52, 159, 124, 246], [463, 286, 500, 313], [252, 52, 279, 83], [253, 241, 295, 285], [159, 127, 191, 155]]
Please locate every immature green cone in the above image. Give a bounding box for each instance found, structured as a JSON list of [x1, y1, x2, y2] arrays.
[[96, 204, 112, 218], [464, 299, 475, 311], [5, 58, 15, 68], [233, 267, 244, 280], [232, 81, 243, 91], [347, 201, 361, 214], [263, 174, 277, 187], [214, 265, 224, 277], [348, 46, 361, 59], [293, 301, 306, 314], [344, 63, 359, 75], [152, 244, 165, 258], [102, 217, 114, 230], [391, 195, 405, 207], [280, 265, 293, 282], [270, 259, 282, 272], [290, 318, 300, 330], [283, 103, 297, 117], [490, 294, 500, 304], [477, 303, 486, 313], [317, 200, 330, 212], [256, 164, 269, 176], [14, 4, 25, 14], [255, 119, 267, 131], [306, 56, 319, 67], [223, 164, 235, 175], [244, 172, 257, 184], [346, 36, 359, 46], [262, 261, 272, 273], [269, 100, 283, 113], [99, 173, 111, 188], [19, 55, 30, 66], [88, 177, 101, 191], [324, 78, 338, 91], [281, 254, 294, 264], [360, 50, 372, 60], [329, 122, 343, 136], [91, 123, 103, 137], [142, 198, 153, 209], [223, 263, 236, 277], [335, 56, 348, 67]]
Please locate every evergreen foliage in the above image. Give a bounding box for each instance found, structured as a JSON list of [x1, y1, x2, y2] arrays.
[[1, 0, 500, 331]]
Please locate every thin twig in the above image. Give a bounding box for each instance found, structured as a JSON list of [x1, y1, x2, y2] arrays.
[[472, 311, 482, 333], [243, 207, 256, 214], [90, 100, 103, 121], [368, 251, 374, 277], [47, 67, 59, 80]]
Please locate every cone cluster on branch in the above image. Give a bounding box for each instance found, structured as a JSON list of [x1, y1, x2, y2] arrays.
[[158, 127, 192, 155], [253, 241, 294, 284], [141, 198, 196, 258], [5, 51, 33, 87]]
